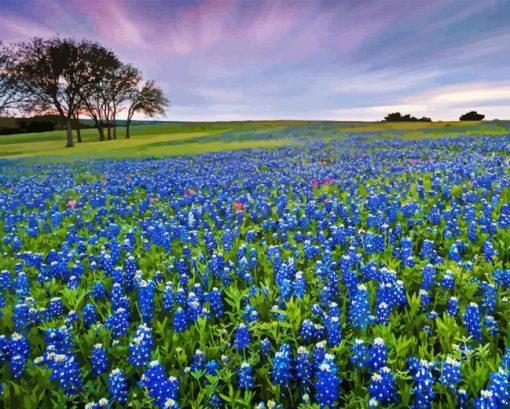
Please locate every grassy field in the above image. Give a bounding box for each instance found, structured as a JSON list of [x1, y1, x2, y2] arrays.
[[1, 119, 509, 162]]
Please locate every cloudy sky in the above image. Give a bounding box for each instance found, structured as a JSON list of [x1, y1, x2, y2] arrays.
[[1, 0, 509, 121]]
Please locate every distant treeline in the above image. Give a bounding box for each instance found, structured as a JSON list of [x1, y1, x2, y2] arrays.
[[384, 112, 432, 122], [0, 115, 93, 135], [384, 111, 486, 122]]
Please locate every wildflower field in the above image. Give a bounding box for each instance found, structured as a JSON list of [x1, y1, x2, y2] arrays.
[[1, 129, 510, 408]]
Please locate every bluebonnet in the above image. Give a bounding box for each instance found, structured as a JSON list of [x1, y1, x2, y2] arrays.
[[190, 349, 206, 372], [369, 338, 388, 371], [457, 388, 469, 409], [376, 302, 392, 325], [90, 343, 109, 376], [479, 283, 497, 315], [407, 358, 436, 409], [105, 307, 131, 338], [238, 362, 255, 389], [484, 315, 499, 336], [108, 368, 128, 403], [47, 297, 64, 319], [440, 271, 455, 291], [261, 338, 272, 356], [350, 338, 369, 369], [234, 323, 251, 351], [293, 271, 306, 299], [473, 389, 499, 409], [312, 341, 327, 371], [482, 238, 496, 262], [421, 239, 435, 260], [208, 287, 223, 318], [13, 301, 30, 332], [205, 359, 221, 376], [421, 264, 436, 291], [13, 271, 30, 297], [271, 344, 293, 388], [140, 360, 180, 408], [494, 269, 510, 289], [295, 346, 312, 389], [82, 303, 98, 327], [368, 366, 397, 405], [44, 352, 83, 395], [138, 279, 155, 322], [446, 297, 459, 316], [162, 282, 174, 311], [91, 281, 107, 300], [348, 284, 371, 329], [128, 324, 154, 368], [419, 289, 432, 307], [463, 302, 483, 342], [439, 357, 462, 389], [314, 353, 341, 409], [173, 307, 189, 333], [325, 314, 341, 347], [8, 332, 30, 378]]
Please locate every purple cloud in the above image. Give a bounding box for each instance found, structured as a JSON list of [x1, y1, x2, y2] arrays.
[[1, 0, 509, 120]]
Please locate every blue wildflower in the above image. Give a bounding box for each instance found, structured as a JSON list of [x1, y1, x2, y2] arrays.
[[368, 366, 397, 405], [128, 324, 154, 368], [238, 362, 255, 389], [108, 368, 128, 403], [90, 343, 109, 377], [314, 353, 341, 409]]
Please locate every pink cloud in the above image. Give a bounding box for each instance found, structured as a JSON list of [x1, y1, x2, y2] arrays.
[[72, 0, 144, 46]]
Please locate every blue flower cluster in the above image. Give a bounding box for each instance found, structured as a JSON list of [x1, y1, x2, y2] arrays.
[[1, 130, 509, 407]]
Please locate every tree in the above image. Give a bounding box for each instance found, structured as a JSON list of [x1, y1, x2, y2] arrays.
[[109, 64, 141, 139], [14, 37, 91, 147], [126, 80, 168, 139], [79, 42, 121, 141], [384, 112, 431, 122], [459, 111, 485, 121], [0, 42, 31, 116]]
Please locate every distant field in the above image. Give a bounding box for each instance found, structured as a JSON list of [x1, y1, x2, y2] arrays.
[[1, 120, 509, 162]]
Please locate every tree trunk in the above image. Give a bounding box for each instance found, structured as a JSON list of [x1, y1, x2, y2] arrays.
[[106, 117, 112, 141], [65, 117, 74, 148], [112, 107, 117, 139], [126, 118, 131, 139], [75, 113, 82, 143], [98, 122, 105, 141]]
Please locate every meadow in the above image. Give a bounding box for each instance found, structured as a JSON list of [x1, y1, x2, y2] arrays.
[[0, 121, 509, 408], [2, 119, 509, 161]]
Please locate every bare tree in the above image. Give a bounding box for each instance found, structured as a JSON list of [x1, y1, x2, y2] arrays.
[[79, 42, 121, 141], [0, 42, 31, 116], [14, 37, 91, 147], [109, 64, 141, 139], [126, 80, 168, 139]]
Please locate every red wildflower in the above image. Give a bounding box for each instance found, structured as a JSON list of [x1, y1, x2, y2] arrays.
[[67, 199, 77, 208], [234, 201, 244, 211], [312, 180, 319, 188], [149, 197, 159, 203], [324, 177, 334, 185]]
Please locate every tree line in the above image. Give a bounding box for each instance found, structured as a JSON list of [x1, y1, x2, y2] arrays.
[[0, 37, 168, 147], [384, 111, 486, 122]]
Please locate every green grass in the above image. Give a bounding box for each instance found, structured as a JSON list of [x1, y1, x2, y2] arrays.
[[1, 120, 509, 162]]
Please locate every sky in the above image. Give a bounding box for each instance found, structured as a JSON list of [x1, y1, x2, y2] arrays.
[[1, 0, 510, 121]]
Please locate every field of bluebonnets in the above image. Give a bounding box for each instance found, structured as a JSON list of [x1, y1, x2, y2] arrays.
[[1, 130, 510, 409]]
